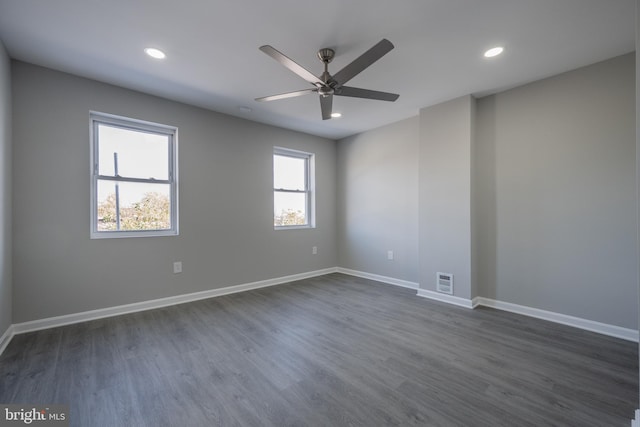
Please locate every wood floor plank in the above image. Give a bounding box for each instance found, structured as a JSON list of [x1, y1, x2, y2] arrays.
[[0, 273, 637, 426]]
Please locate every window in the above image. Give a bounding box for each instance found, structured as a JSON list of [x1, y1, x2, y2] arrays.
[[273, 147, 315, 229], [90, 112, 178, 238]]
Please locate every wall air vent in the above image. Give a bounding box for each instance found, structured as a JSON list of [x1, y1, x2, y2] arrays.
[[436, 272, 453, 295]]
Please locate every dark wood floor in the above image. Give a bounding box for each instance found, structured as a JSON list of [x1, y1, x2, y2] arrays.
[[0, 273, 637, 426]]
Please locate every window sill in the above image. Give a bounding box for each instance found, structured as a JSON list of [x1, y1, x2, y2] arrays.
[[274, 225, 315, 231], [90, 229, 178, 239]]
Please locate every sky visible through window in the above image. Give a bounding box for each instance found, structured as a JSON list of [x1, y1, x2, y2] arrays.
[[97, 124, 169, 206]]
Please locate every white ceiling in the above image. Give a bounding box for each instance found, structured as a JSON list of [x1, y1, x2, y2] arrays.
[[0, 0, 635, 140]]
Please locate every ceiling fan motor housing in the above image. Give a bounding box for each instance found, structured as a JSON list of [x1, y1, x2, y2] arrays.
[[318, 86, 334, 97]]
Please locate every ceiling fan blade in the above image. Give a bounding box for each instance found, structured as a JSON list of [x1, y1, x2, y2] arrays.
[[335, 86, 399, 102], [332, 39, 394, 87], [259, 45, 323, 87], [319, 94, 333, 120], [255, 88, 317, 102]]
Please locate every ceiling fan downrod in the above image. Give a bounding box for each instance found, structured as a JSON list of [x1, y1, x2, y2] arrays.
[[317, 48, 335, 85]]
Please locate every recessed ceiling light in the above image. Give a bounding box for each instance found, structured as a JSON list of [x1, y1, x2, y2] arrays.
[[484, 46, 504, 58], [331, 112, 342, 118], [144, 48, 166, 59]]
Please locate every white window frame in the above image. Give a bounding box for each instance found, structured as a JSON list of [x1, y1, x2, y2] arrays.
[[273, 147, 315, 230], [90, 111, 178, 239]]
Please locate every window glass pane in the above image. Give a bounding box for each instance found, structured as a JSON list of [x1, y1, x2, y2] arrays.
[[97, 180, 171, 231], [274, 192, 307, 226], [96, 180, 117, 231], [274, 154, 306, 190], [98, 124, 169, 180]]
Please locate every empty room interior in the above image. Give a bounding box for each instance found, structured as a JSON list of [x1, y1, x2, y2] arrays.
[[1, 1, 640, 426]]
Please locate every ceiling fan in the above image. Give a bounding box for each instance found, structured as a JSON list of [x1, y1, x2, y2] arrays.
[[255, 39, 399, 120]]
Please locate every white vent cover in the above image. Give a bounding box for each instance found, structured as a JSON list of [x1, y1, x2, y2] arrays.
[[436, 272, 453, 295]]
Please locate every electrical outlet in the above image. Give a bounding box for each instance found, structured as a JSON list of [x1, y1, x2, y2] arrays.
[[387, 250, 394, 260], [312, 246, 318, 255], [173, 261, 182, 274]]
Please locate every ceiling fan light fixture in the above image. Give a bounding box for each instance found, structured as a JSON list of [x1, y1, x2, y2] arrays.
[[144, 47, 166, 59], [484, 46, 504, 58]]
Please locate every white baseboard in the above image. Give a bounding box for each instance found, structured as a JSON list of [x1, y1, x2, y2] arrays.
[[336, 267, 419, 290], [336, 269, 638, 342], [416, 288, 477, 309], [10, 268, 338, 338], [2, 267, 637, 358], [0, 324, 14, 356], [476, 297, 639, 342], [632, 409, 640, 427], [336, 268, 475, 309]]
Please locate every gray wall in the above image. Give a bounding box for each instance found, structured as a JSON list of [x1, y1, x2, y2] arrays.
[[0, 41, 11, 335], [635, 0, 639, 408], [336, 53, 636, 330], [475, 53, 637, 329], [8, 52, 637, 331], [419, 96, 475, 299], [337, 117, 419, 282], [12, 61, 337, 323]]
